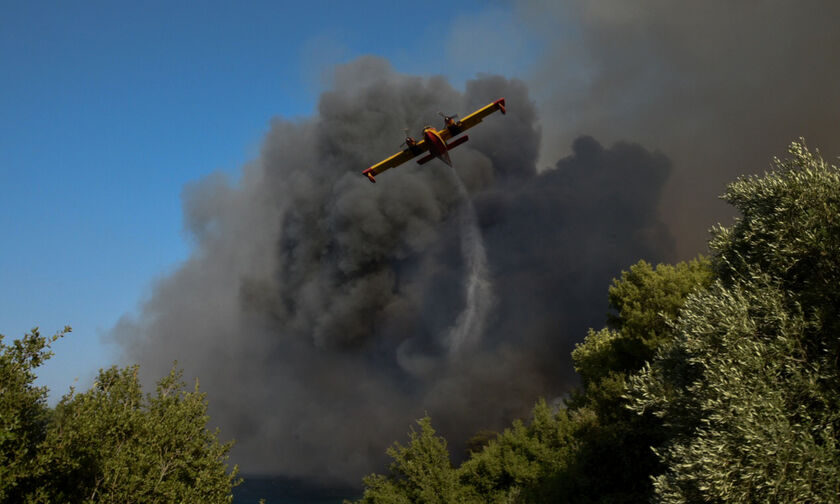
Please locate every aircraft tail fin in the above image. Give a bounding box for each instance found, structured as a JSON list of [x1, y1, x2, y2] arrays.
[[417, 153, 435, 165]]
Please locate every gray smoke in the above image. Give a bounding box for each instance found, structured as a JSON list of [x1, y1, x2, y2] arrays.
[[114, 57, 674, 482], [114, 1, 840, 484], [517, 0, 840, 258]]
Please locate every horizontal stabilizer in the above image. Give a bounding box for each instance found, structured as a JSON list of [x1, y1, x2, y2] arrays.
[[446, 135, 469, 150], [417, 152, 435, 165]]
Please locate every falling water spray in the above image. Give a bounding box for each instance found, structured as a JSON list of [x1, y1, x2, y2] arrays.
[[445, 167, 494, 356]]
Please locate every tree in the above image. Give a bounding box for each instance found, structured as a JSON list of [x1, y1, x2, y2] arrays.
[[629, 140, 840, 502], [354, 416, 462, 504], [458, 399, 593, 503], [0, 328, 240, 503], [356, 258, 712, 503], [0, 327, 69, 503], [464, 430, 499, 457], [571, 258, 713, 417], [526, 258, 712, 503]]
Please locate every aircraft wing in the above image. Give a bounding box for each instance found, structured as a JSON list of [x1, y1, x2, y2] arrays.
[[437, 98, 506, 142], [362, 140, 429, 183]]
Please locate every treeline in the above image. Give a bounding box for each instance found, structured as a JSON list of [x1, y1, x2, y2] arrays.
[[352, 140, 840, 503], [0, 329, 240, 503]]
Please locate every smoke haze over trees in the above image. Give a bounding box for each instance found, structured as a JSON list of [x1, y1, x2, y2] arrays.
[[113, 2, 840, 484], [353, 141, 840, 503]]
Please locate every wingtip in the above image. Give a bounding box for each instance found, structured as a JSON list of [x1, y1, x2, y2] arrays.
[[496, 97, 506, 114], [363, 169, 376, 183]]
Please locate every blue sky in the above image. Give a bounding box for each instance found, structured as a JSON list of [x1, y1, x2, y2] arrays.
[[1, 1, 538, 400]]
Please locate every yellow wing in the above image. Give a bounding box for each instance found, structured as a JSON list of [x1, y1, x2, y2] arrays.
[[437, 98, 506, 142], [362, 139, 429, 183]]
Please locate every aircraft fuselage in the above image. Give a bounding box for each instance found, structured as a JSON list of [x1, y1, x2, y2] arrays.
[[422, 127, 451, 166]]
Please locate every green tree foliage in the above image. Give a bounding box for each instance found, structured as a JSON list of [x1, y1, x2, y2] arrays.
[[0, 328, 239, 503], [0, 327, 69, 502], [540, 258, 712, 503], [356, 259, 711, 503], [464, 429, 499, 457], [354, 403, 596, 504], [572, 258, 713, 415], [629, 140, 840, 502], [354, 416, 461, 504], [458, 400, 595, 503]]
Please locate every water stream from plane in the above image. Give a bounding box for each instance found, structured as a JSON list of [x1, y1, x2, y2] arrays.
[[445, 169, 494, 357]]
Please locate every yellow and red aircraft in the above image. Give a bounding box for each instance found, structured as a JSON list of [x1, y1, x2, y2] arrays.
[[362, 98, 506, 183]]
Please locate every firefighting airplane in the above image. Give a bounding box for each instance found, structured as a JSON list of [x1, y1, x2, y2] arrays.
[[362, 98, 506, 183]]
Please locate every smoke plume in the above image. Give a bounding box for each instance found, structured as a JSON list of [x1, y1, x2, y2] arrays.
[[114, 58, 674, 482], [516, 0, 840, 258], [114, 1, 840, 484]]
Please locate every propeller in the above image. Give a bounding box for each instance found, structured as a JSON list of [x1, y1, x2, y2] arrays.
[[438, 111, 459, 122], [400, 127, 412, 148]]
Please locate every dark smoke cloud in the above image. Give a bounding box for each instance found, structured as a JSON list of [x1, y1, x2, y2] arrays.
[[114, 57, 675, 482], [518, 0, 840, 258]]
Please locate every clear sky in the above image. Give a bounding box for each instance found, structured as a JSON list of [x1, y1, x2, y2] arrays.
[[1, 1, 537, 400]]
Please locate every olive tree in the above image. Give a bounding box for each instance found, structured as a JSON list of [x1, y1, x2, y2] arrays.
[[629, 141, 840, 502]]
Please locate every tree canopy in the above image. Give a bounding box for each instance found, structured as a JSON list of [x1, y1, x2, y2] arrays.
[[629, 141, 840, 502], [353, 255, 712, 503], [0, 328, 240, 503]]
